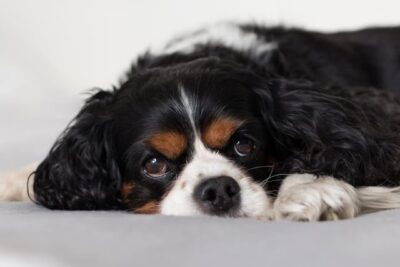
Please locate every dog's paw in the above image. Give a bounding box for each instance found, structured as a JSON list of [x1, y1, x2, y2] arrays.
[[273, 174, 360, 221], [0, 162, 37, 201]]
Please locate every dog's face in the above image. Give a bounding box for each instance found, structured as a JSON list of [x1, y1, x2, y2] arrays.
[[114, 58, 275, 218]]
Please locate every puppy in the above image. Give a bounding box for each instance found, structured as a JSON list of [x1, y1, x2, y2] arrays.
[[2, 23, 400, 221]]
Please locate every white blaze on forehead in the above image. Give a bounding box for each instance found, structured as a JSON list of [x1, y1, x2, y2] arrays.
[[151, 23, 278, 57], [179, 85, 197, 134]]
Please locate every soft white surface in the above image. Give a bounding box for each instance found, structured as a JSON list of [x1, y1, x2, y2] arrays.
[[1, 203, 400, 267], [1, 0, 400, 170]]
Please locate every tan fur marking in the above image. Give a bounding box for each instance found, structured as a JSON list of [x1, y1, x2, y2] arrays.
[[147, 131, 187, 159], [121, 181, 134, 201], [135, 201, 160, 214], [202, 117, 242, 149]]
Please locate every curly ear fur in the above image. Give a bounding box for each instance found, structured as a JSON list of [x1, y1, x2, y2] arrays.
[[255, 79, 400, 186], [33, 90, 124, 210]]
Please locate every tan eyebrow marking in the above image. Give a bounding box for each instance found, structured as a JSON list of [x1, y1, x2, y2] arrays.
[[134, 201, 159, 214], [202, 117, 242, 149], [146, 131, 188, 159]]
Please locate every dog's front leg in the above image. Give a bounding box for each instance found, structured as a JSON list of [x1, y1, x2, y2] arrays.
[[273, 174, 360, 221]]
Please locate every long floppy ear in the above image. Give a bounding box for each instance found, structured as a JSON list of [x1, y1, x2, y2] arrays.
[[33, 90, 123, 210], [254, 79, 400, 186]]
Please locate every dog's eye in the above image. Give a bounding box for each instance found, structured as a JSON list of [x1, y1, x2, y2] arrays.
[[234, 139, 257, 157], [143, 157, 168, 178]]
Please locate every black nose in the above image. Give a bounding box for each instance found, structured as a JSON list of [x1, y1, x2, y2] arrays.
[[194, 176, 240, 215]]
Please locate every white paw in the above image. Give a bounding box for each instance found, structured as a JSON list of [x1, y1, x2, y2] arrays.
[[273, 174, 360, 221], [0, 162, 37, 202]]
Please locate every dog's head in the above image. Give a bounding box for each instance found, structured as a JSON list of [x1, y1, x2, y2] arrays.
[[33, 57, 284, 218]]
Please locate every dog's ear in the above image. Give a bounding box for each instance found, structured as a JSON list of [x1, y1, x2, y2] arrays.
[[33, 89, 123, 210], [253, 79, 396, 185]]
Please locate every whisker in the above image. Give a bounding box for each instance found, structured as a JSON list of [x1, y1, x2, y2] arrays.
[[259, 178, 283, 187], [259, 165, 276, 186], [247, 165, 274, 172], [267, 173, 292, 180], [259, 172, 292, 187], [258, 165, 274, 184], [268, 165, 274, 179]]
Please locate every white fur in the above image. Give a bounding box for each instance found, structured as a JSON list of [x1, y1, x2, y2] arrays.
[[179, 85, 197, 132], [274, 174, 360, 221], [151, 23, 277, 57], [358, 186, 400, 214], [0, 162, 37, 202]]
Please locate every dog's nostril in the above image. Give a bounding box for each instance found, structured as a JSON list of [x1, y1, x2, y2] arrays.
[[201, 187, 217, 202], [225, 183, 240, 198], [194, 176, 240, 215]]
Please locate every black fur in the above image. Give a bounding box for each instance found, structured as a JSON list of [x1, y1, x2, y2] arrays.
[[34, 24, 400, 210]]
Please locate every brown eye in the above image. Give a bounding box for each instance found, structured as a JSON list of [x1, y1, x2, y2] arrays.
[[143, 157, 168, 178], [234, 139, 257, 157]]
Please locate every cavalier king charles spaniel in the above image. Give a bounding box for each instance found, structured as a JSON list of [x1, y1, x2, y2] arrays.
[[2, 23, 400, 221]]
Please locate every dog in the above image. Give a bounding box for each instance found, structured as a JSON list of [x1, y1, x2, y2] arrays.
[[2, 23, 400, 221]]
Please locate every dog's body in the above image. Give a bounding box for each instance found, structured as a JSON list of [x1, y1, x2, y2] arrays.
[[2, 23, 400, 221]]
